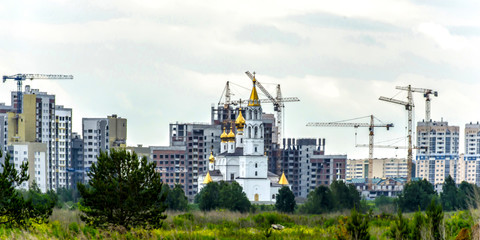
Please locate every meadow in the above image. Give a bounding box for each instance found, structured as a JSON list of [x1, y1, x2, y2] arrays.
[[0, 207, 475, 240]]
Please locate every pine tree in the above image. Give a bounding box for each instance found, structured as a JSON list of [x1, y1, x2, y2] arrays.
[[0, 150, 55, 227], [440, 175, 458, 211], [275, 186, 296, 213], [78, 149, 167, 229], [165, 184, 189, 211]]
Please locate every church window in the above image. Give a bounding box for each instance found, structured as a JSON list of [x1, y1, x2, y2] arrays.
[[241, 139, 243, 143], [231, 173, 234, 180], [255, 171, 258, 176], [224, 145, 226, 150], [255, 147, 257, 152], [253, 110, 257, 120], [272, 194, 275, 199], [231, 145, 233, 149], [248, 126, 252, 138], [254, 127, 258, 138], [255, 163, 257, 168]]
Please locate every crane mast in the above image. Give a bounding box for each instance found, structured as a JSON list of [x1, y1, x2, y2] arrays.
[[307, 115, 393, 189], [379, 85, 414, 182]]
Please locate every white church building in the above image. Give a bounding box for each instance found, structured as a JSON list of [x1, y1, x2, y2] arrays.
[[198, 76, 289, 203]]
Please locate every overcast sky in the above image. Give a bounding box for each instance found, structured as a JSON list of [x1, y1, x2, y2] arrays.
[[0, 0, 479, 159]]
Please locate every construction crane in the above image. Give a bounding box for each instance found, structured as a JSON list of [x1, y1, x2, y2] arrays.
[[3, 73, 74, 114], [307, 115, 393, 188], [379, 85, 414, 182], [245, 71, 299, 146], [396, 86, 437, 122]]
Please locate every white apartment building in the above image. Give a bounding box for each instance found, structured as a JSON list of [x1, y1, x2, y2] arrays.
[[82, 118, 109, 183], [53, 106, 72, 189], [416, 120, 459, 189], [8, 142, 48, 192], [457, 123, 480, 185]]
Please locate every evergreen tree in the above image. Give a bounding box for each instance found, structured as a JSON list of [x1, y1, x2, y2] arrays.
[[331, 180, 361, 210], [458, 181, 476, 209], [440, 175, 458, 211], [389, 210, 409, 240], [0, 151, 55, 227], [426, 199, 444, 240], [300, 185, 333, 214], [197, 182, 220, 211], [275, 186, 296, 213], [78, 149, 167, 229], [346, 208, 370, 240], [218, 181, 251, 213], [165, 184, 189, 211], [397, 179, 435, 212]]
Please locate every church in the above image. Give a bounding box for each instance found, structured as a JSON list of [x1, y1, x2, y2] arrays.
[[198, 76, 289, 203]]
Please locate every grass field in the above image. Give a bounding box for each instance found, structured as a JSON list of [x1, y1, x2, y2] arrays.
[[0, 208, 475, 239]]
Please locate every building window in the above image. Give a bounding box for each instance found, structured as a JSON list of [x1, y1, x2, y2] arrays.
[[255, 171, 257, 176], [255, 163, 258, 168]]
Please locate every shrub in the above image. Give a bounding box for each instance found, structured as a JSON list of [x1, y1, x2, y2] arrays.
[[68, 222, 79, 234]]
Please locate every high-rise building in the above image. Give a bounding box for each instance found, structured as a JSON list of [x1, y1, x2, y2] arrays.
[[280, 138, 347, 198], [416, 120, 459, 189], [70, 133, 84, 189], [82, 115, 127, 183], [7, 87, 73, 190]]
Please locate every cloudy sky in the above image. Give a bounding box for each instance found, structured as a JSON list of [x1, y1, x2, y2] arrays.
[[0, 0, 479, 159]]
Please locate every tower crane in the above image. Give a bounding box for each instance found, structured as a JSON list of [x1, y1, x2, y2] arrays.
[[379, 85, 414, 182], [396, 86, 437, 122], [245, 71, 299, 147], [306, 115, 393, 189], [3, 73, 74, 114]]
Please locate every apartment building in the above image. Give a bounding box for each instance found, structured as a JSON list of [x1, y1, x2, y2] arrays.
[[346, 158, 408, 179], [82, 114, 127, 183], [280, 138, 347, 198], [8, 142, 48, 192], [70, 133, 84, 189], [416, 120, 459, 190]]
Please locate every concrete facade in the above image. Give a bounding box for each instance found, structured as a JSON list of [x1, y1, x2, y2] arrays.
[[8, 142, 48, 192], [346, 158, 408, 179]]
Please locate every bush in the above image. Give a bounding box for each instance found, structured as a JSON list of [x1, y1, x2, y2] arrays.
[[252, 212, 294, 228], [68, 222, 79, 234]]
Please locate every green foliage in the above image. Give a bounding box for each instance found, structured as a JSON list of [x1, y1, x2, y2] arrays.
[[426, 198, 444, 240], [197, 181, 251, 212], [55, 188, 79, 209], [300, 185, 332, 214], [389, 210, 409, 240], [375, 195, 395, 213], [409, 210, 427, 240], [348, 208, 370, 240], [77, 149, 167, 229], [301, 181, 361, 214], [164, 184, 189, 211], [252, 212, 294, 229], [275, 186, 296, 213], [397, 179, 436, 212], [445, 211, 473, 239], [458, 181, 478, 210], [0, 150, 55, 227], [441, 175, 458, 211]]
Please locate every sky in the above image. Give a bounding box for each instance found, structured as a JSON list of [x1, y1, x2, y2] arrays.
[[0, 0, 479, 159]]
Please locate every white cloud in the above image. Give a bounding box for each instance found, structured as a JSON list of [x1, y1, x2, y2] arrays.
[[416, 22, 469, 50]]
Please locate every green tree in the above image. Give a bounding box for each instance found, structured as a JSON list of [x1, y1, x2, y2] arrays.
[[375, 195, 395, 213], [409, 209, 427, 240], [0, 151, 54, 227], [164, 184, 189, 211], [426, 199, 444, 240], [458, 181, 476, 210], [346, 208, 370, 240], [197, 182, 220, 211], [300, 185, 333, 214], [78, 149, 167, 229], [218, 181, 251, 213], [389, 210, 409, 240], [275, 186, 296, 213], [441, 175, 458, 211], [397, 179, 435, 212], [331, 180, 361, 211]]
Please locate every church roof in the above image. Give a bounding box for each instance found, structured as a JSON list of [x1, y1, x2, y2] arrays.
[[278, 172, 289, 185], [203, 172, 213, 184], [208, 169, 223, 176], [248, 76, 260, 106], [208, 152, 215, 163], [222, 147, 245, 156]]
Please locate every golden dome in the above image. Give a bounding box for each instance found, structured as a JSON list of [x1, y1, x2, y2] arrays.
[[227, 127, 235, 142], [278, 172, 289, 185], [203, 172, 213, 184], [220, 127, 228, 143], [208, 152, 215, 163], [248, 76, 260, 106], [235, 108, 245, 130]]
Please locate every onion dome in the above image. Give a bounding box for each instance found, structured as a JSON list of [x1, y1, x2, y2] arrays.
[[227, 127, 235, 142], [220, 127, 228, 143], [235, 108, 246, 131], [203, 172, 213, 184], [278, 172, 289, 185], [208, 151, 215, 163]]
